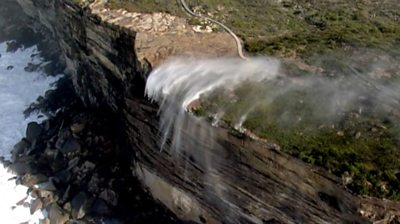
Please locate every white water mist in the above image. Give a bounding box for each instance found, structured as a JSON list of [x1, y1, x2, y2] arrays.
[[146, 56, 400, 152], [145, 57, 280, 151]]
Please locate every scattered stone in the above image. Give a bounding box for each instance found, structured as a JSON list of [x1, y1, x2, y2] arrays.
[[6, 41, 20, 52], [99, 189, 118, 207], [5, 77, 184, 223], [60, 137, 81, 154], [26, 122, 43, 143], [11, 139, 30, 162], [90, 198, 111, 216], [88, 174, 100, 193], [93, 136, 99, 145], [7, 162, 30, 175], [50, 154, 67, 173], [44, 147, 58, 160], [70, 123, 85, 134], [6, 65, 14, 70], [16, 196, 28, 206], [68, 157, 80, 170], [49, 204, 69, 224], [55, 131, 71, 149], [54, 169, 72, 184], [66, 220, 86, 224], [38, 189, 53, 198], [40, 218, 50, 224], [21, 173, 48, 187], [25, 139, 38, 155], [62, 185, 72, 203], [82, 160, 96, 172], [63, 202, 72, 213], [71, 192, 88, 219], [37, 178, 57, 191], [30, 199, 43, 214], [39, 190, 57, 207], [24, 62, 41, 72]]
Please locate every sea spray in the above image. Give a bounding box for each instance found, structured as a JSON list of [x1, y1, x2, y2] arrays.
[[0, 42, 60, 223]]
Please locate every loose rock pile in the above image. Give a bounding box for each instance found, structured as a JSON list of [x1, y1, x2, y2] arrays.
[[4, 78, 184, 224]]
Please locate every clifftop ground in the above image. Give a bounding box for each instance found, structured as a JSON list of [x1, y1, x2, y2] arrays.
[[106, 0, 399, 59]]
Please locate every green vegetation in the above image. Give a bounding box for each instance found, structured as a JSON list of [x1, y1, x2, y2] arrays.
[[106, 0, 400, 60], [199, 79, 400, 200]]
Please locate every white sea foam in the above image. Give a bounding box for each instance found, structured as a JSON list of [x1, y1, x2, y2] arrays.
[[0, 42, 60, 224]]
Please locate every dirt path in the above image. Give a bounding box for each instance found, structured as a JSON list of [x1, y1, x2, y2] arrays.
[[179, 0, 248, 60]]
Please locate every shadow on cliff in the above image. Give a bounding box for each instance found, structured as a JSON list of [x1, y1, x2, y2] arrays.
[[6, 75, 190, 223]]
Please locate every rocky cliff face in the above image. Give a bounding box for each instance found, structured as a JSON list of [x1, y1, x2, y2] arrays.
[[15, 0, 140, 109], [10, 0, 400, 223]]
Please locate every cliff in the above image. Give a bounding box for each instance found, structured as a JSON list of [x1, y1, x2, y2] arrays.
[[9, 0, 400, 223]]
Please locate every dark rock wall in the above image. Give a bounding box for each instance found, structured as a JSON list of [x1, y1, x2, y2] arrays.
[[0, 0, 63, 73], [55, 2, 141, 109], [14, 0, 143, 109]]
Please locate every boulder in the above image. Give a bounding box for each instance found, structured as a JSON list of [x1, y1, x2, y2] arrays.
[[71, 192, 88, 219], [70, 123, 85, 134], [21, 173, 48, 187], [30, 199, 43, 214], [39, 218, 50, 224], [90, 198, 111, 216], [99, 189, 118, 207], [37, 179, 57, 191], [24, 62, 40, 72], [60, 137, 81, 154], [26, 122, 43, 143], [7, 162, 30, 175], [6, 41, 20, 52], [54, 169, 72, 184], [49, 203, 69, 224], [11, 139, 30, 162]]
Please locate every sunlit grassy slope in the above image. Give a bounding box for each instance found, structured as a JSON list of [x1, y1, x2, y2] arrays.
[[107, 0, 400, 58]]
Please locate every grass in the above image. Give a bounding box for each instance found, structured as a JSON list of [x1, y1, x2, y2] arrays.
[[247, 109, 400, 200], [105, 0, 400, 61], [196, 76, 400, 200]]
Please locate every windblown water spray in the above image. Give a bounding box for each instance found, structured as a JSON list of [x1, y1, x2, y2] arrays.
[[146, 56, 400, 152], [145, 57, 280, 151], [145, 54, 400, 210]]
